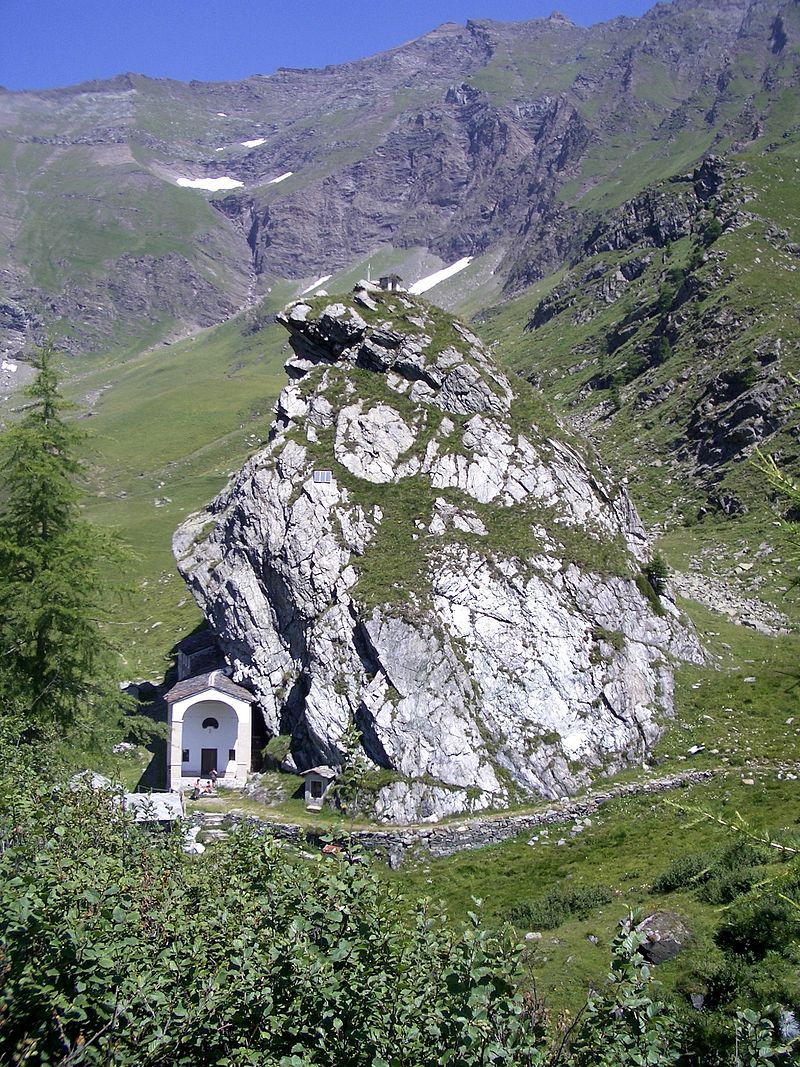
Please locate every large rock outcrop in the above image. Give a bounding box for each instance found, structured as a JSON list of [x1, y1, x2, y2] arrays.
[[174, 285, 701, 821]]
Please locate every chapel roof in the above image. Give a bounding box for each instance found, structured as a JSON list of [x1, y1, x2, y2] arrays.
[[173, 629, 218, 655], [164, 670, 253, 705]]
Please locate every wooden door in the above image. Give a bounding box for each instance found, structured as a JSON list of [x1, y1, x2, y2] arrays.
[[201, 748, 217, 776]]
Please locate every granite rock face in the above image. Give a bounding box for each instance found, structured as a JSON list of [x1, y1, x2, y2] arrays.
[[174, 286, 702, 822]]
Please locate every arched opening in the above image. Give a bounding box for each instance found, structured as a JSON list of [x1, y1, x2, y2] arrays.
[[181, 700, 239, 779]]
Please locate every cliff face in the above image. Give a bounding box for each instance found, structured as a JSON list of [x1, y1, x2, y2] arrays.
[[479, 148, 800, 526], [174, 286, 701, 822]]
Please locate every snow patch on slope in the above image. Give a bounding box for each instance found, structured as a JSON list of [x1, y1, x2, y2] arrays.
[[176, 176, 244, 191], [268, 171, 293, 184], [409, 257, 473, 295], [300, 274, 333, 296], [241, 138, 266, 148]]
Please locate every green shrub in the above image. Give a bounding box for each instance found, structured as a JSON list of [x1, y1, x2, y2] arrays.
[[261, 733, 292, 768], [698, 840, 771, 904], [622, 350, 648, 384], [652, 850, 717, 894], [636, 572, 667, 615], [730, 354, 758, 393], [644, 551, 670, 595], [716, 896, 799, 960], [507, 883, 613, 930], [703, 217, 723, 246], [656, 267, 685, 314], [653, 841, 770, 899], [700, 867, 761, 905], [591, 625, 625, 652], [654, 334, 673, 364], [0, 779, 547, 1066]]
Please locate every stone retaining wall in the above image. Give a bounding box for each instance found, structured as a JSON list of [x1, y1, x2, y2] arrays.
[[208, 769, 715, 867]]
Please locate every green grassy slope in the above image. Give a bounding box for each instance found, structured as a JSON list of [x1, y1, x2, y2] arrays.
[[73, 282, 294, 679], [391, 769, 800, 1012], [478, 143, 800, 527], [3, 148, 250, 356]]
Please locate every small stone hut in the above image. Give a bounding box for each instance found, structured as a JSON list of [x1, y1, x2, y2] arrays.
[[301, 766, 337, 810]]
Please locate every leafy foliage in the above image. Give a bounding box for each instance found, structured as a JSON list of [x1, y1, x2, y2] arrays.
[[565, 911, 681, 1067], [330, 719, 373, 818], [5, 766, 800, 1065], [716, 895, 800, 961], [657, 803, 800, 1065], [733, 1008, 796, 1067], [643, 551, 669, 596], [0, 779, 547, 1067], [702, 217, 723, 247]]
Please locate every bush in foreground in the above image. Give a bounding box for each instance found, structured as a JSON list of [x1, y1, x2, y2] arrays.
[[2, 769, 798, 1066], [0, 782, 546, 1067]]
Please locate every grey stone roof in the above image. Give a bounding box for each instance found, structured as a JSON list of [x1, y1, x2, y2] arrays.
[[301, 765, 338, 779], [174, 629, 218, 655], [164, 670, 253, 705]]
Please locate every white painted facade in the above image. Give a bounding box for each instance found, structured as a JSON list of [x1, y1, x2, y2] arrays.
[[167, 684, 252, 792]]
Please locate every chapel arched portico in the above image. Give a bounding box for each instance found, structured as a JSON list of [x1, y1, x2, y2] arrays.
[[165, 671, 254, 791]]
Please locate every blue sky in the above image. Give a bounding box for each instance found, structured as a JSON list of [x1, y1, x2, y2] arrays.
[[2, 0, 656, 91]]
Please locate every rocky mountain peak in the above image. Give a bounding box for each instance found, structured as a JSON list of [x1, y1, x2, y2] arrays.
[[174, 286, 702, 822], [278, 283, 513, 425], [3, 0, 796, 361]]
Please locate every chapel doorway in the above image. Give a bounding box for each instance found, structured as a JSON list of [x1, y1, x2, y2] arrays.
[[201, 748, 217, 776]]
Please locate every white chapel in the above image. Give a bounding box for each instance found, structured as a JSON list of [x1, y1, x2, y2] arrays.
[[165, 670, 254, 791]]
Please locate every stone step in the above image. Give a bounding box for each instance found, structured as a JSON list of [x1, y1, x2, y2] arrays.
[[200, 828, 230, 842]]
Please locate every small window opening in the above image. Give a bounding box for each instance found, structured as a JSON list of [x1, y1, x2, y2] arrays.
[[182, 749, 190, 762], [310, 779, 324, 799], [228, 748, 236, 761], [202, 717, 219, 730]]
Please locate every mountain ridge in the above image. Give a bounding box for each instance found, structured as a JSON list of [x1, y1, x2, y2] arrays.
[[2, 0, 796, 364]]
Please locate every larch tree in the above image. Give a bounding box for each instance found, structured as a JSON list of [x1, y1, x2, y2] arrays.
[[0, 342, 124, 736]]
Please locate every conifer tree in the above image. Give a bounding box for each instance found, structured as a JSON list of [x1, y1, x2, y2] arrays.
[[0, 342, 123, 734]]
